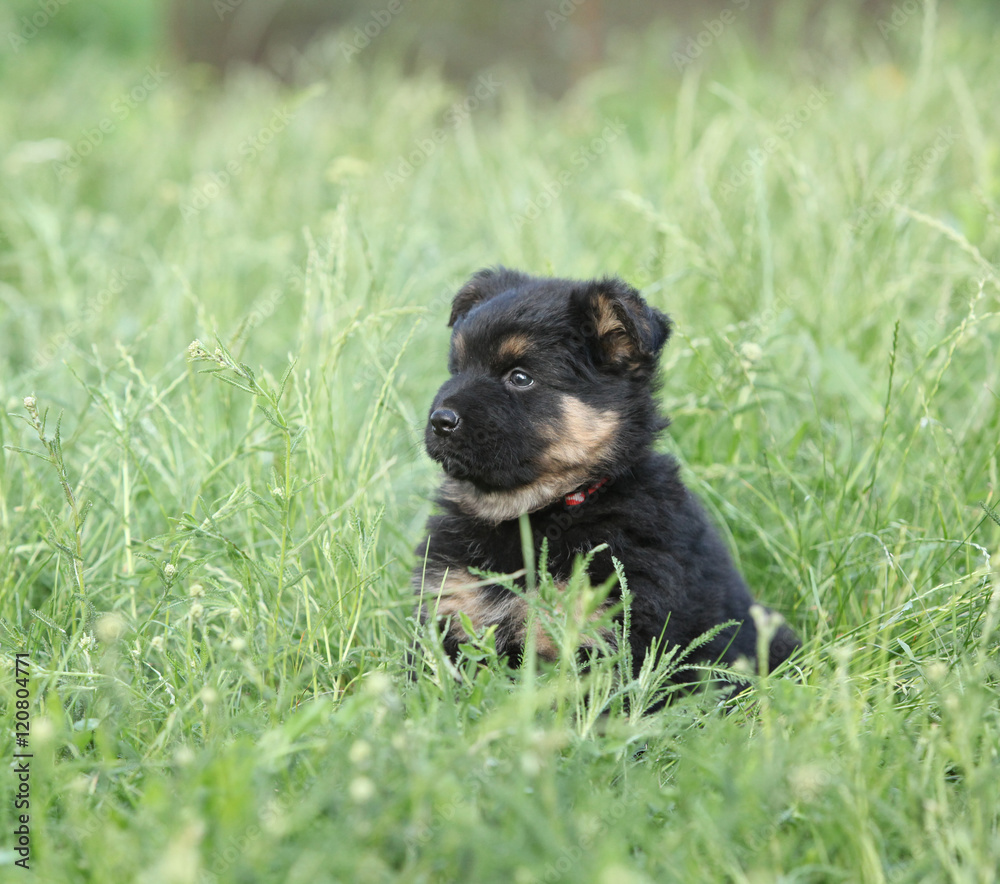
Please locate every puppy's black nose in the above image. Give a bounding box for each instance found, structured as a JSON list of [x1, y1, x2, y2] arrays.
[[430, 407, 460, 437]]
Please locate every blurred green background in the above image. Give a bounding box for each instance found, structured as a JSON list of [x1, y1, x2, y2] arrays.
[[2, 2, 1000, 882], [3, 0, 998, 89]]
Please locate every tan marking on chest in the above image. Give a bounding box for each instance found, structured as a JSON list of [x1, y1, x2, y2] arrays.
[[421, 569, 616, 660]]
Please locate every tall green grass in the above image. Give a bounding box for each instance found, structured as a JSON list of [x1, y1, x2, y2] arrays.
[[1, 4, 999, 881]]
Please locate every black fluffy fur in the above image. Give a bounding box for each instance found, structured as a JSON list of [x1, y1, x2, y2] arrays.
[[413, 267, 800, 692]]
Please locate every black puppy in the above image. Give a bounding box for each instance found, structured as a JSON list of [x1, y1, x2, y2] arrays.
[[413, 267, 799, 690]]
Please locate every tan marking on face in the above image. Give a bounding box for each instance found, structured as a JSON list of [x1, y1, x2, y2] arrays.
[[540, 396, 619, 472], [496, 333, 533, 363], [441, 398, 618, 524], [451, 331, 466, 363], [442, 395, 620, 525]]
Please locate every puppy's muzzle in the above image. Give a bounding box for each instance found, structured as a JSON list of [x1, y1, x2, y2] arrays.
[[430, 407, 461, 437]]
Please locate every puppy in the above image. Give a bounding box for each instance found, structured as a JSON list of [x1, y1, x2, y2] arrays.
[[412, 267, 799, 692]]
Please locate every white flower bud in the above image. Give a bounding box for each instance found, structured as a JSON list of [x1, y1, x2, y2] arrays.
[[349, 777, 376, 803]]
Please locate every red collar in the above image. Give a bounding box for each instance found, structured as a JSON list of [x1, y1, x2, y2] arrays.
[[564, 477, 609, 507]]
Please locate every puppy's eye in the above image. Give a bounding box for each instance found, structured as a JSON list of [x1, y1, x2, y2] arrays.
[[507, 369, 534, 388]]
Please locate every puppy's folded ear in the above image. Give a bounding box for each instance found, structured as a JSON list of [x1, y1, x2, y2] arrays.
[[448, 266, 529, 327], [574, 278, 671, 371]]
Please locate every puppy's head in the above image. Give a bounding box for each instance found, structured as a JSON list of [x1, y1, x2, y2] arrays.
[[426, 267, 670, 523]]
